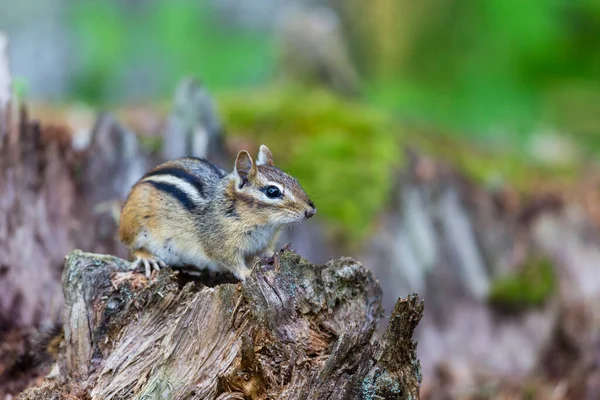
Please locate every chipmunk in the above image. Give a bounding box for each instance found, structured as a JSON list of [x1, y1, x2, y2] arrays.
[[118, 144, 316, 279]]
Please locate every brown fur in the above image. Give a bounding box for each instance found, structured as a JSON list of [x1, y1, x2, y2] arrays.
[[118, 145, 315, 279]]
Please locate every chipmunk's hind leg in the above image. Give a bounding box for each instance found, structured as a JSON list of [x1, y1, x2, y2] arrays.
[[132, 249, 168, 278]]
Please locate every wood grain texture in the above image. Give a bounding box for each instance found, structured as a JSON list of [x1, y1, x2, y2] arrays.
[[19, 249, 423, 400]]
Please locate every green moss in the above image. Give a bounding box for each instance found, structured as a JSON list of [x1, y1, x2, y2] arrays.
[[488, 256, 556, 311], [218, 85, 401, 245], [139, 135, 164, 155], [13, 78, 29, 102]]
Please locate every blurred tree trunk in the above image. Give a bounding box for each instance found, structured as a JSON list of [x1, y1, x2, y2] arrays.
[[0, 35, 75, 331]]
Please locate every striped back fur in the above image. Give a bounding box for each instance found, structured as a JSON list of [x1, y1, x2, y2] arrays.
[[138, 157, 227, 212]]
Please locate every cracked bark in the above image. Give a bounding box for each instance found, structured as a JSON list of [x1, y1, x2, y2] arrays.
[[19, 249, 423, 400]]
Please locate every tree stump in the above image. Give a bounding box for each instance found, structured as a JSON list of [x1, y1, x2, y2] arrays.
[[18, 249, 423, 400]]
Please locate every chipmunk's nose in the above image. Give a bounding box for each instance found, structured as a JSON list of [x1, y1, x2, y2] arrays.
[[305, 206, 316, 219]]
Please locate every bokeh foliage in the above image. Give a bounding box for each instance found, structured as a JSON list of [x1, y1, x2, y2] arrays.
[[68, 1, 273, 104], [337, 0, 600, 145], [410, 131, 580, 193], [488, 256, 557, 311], [66, 0, 600, 150]]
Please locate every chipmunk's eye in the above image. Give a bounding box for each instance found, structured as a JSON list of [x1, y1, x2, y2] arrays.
[[264, 185, 282, 199]]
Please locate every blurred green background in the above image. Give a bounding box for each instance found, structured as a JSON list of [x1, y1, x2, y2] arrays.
[[2, 0, 599, 243], [5, 0, 599, 143]]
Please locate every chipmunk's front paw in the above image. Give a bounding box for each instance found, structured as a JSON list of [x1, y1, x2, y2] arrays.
[[260, 253, 277, 266], [258, 252, 281, 272], [131, 251, 167, 278]]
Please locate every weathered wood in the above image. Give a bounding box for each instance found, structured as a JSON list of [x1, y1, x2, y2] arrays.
[[161, 77, 227, 166], [0, 105, 76, 331], [0, 84, 82, 394], [19, 249, 423, 400]]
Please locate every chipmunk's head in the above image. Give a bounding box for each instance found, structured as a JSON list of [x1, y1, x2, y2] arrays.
[[230, 145, 316, 225]]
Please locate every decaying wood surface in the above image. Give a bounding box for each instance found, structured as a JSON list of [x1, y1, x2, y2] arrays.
[[19, 249, 423, 400], [0, 100, 76, 331]]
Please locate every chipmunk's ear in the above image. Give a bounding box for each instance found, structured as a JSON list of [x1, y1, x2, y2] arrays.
[[256, 144, 274, 166], [234, 150, 257, 186]]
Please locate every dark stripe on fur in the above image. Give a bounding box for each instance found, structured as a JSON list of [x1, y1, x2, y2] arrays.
[[183, 157, 227, 179], [146, 181, 197, 211], [144, 167, 205, 197], [236, 192, 280, 210], [202, 159, 228, 178], [236, 192, 257, 208], [225, 199, 238, 218]]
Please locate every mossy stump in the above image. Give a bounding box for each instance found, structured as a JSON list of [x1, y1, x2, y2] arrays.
[[18, 249, 423, 400]]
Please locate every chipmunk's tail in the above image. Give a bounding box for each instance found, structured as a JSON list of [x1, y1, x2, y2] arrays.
[[30, 320, 64, 366], [0, 320, 64, 384]]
